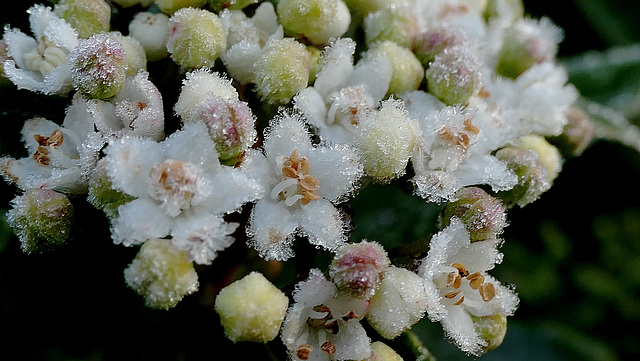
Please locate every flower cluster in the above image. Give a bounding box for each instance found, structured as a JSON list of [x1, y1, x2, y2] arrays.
[[1, 0, 595, 359]]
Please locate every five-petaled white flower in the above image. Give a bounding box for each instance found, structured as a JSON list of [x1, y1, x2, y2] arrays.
[[417, 218, 519, 356], [243, 111, 363, 261]]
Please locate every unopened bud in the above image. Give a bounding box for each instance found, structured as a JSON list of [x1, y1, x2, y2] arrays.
[[440, 187, 507, 242], [368, 41, 423, 98], [496, 17, 562, 79], [426, 45, 482, 105], [88, 158, 136, 218], [208, 0, 258, 12], [69, 33, 128, 100], [111, 32, 147, 77], [547, 106, 595, 157], [253, 38, 310, 104], [277, 0, 350, 45], [54, 0, 111, 39], [362, 341, 404, 361], [329, 240, 390, 299], [471, 314, 508, 354], [124, 238, 199, 309], [484, 0, 524, 24], [155, 0, 207, 14], [495, 135, 561, 207], [129, 12, 171, 62], [413, 25, 467, 66], [6, 189, 74, 254], [214, 271, 289, 343], [166, 7, 226, 69], [364, 7, 418, 49]]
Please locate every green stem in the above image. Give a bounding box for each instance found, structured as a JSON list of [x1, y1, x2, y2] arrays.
[[401, 330, 438, 361]]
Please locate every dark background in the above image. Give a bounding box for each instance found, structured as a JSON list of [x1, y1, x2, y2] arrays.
[[1, 1, 640, 360]]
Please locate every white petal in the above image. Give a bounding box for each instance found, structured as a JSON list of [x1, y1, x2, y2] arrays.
[[105, 135, 163, 198], [111, 198, 173, 246], [441, 304, 485, 356], [197, 164, 264, 215], [171, 213, 238, 265], [307, 144, 363, 202], [263, 113, 313, 162], [293, 87, 328, 130], [162, 122, 220, 175], [296, 199, 346, 252], [248, 198, 298, 261]]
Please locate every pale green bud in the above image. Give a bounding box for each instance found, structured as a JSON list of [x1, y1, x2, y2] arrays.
[[166, 7, 226, 69], [369, 41, 423, 98], [54, 0, 111, 39], [253, 38, 310, 104], [155, 0, 208, 14], [440, 187, 507, 242], [471, 314, 508, 354], [426, 45, 481, 105], [364, 8, 417, 49], [124, 238, 199, 309], [214, 272, 289, 343], [361, 341, 404, 361], [484, 0, 524, 24], [87, 158, 136, 218], [6, 189, 74, 254], [413, 25, 467, 66], [69, 33, 128, 100], [307, 45, 323, 84], [277, 0, 350, 45], [208, 0, 258, 12]]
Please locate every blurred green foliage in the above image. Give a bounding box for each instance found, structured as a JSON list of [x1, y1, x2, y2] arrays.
[[1, 0, 640, 360]]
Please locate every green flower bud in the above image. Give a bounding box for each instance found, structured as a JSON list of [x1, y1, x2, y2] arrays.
[[484, 0, 524, 24], [413, 25, 467, 66], [440, 186, 507, 242], [547, 106, 595, 158], [208, 0, 258, 12], [495, 135, 562, 207], [87, 158, 136, 218], [329, 241, 390, 299], [129, 12, 171, 62], [362, 341, 404, 361], [166, 7, 226, 69], [426, 45, 481, 106], [277, 0, 350, 45], [124, 238, 199, 309], [369, 41, 423, 98], [355, 99, 417, 181], [54, 0, 111, 39], [155, 0, 207, 14], [471, 314, 508, 354], [307, 45, 323, 84], [69, 33, 128, 100], [6, 189, 74, 254], [364, 7, 417, 49], [253, 38, 310, 104], [214, 272, 289, 343]]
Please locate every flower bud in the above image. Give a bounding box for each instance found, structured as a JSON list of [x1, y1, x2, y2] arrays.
[[6, 189, 74, 254], [495, 135, 562, 207], [440, 186, 507, 242], [88, 158, 136, 218], [362, 341, 404, 361], [355, 99, 418, 181], [413, 25, 467, 66], [483, 0, 524, 24], [368, 41, 423, 98], [124, 238, 199, 309], [69, 33, 128, 100], [208, 0, 258, 11], [155, 0, 207, 14], [277, 0, 350, 45], [307, 45, 323, 84], [547, 106, 595, 157], [166, 8, 226, 69], [54, 0, 111, 39], [496, 17, 562, 79], [253, 38, 310, 104], [471, 314, 508, 354], [195, 95, 257, 165], [214, 271, 289, 343], [329, 241, 390, 299], [366, 266, 427, 339], [426, 45, 482, 106], [364, 7, 417, 49], [111, 32, 147, 77], [129, 12, 171, 62]]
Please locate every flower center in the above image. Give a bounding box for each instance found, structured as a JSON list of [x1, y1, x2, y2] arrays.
[[148, 160, 199, 216], [327, 86, 374, 128], [440, 262, 495, 306], [271, 149, 320, 206], [32, 129, 64, 167], [23, 36, 68, 76], [437, 118, 480, 154]]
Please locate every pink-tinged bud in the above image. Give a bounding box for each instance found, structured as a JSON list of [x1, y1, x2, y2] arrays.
[[196, 95, 257, 165], [6, 189, 74, 254], [329, 240, 390, 299], [69, 33, 128, 100], [547, 106, 595, 158], [413, 25, 467, 66], [440, 186, 507, 242]]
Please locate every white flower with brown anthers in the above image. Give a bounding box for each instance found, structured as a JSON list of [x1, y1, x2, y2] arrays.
[[417, 218, 519, 356], [281, 269, 372, 361], [243, 112, 363, 261], [104, 121, 262, 264]]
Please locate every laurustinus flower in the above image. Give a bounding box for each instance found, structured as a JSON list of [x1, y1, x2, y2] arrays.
[[123, 238, 199, 309], [417, 218, 519, 356], [214, 272, 289, 343], [426, 45, 482, 106], [128, 12, 171, 62], [281, 269, 372, 361], [54, 0, 111, 39], [166, 7, 226, 69], [6, 189, 74, 254], [68, 32, 127, 100], [366, 40, 423, 98], [329, 241, 390, 299], [440, 186, 507, 242]]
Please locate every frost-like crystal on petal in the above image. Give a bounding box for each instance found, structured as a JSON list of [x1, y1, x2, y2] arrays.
[[129, 12, 170, 62]]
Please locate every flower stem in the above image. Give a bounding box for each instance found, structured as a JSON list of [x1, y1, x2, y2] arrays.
[[401, 330, 438, 361]]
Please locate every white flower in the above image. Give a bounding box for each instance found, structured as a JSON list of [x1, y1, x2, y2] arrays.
[[281, 269, 372, 361], [244, 112, 363, 261], [417, 218, 519, 356], [294, 37, 392, 145], [104, 121, 262, 264], [2, 4, 78, 95]]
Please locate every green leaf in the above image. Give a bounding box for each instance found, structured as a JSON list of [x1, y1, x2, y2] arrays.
[[572, 0, 640, 46]]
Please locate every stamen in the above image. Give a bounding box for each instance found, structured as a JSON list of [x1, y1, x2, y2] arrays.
[[466, 271, 484, 290], [479, 282, 495, 302], [342, 310, 358, 321], [324, 319, 339, 334], [270, 178, 298, 199], [451, 262, 469, 277], [453, 295, 465, 305], [444, 290, 461, 299], [321, 341, 337, 356], [297, 344, 313, 360], [447, 271, 462, 289]]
